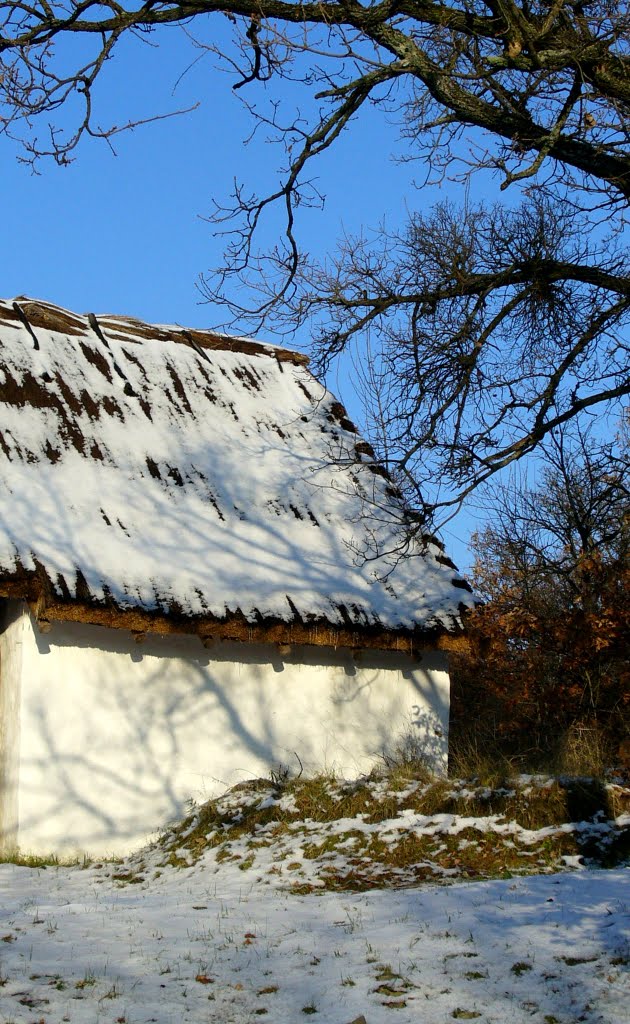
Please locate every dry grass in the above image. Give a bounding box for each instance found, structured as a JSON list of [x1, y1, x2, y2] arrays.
[[153, 762, 630, 892], [0, 851, 95, 869], [448, 699, 627, 783]]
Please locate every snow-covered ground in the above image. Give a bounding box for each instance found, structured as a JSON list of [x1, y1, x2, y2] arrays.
[[0, 857, 627, 1024]]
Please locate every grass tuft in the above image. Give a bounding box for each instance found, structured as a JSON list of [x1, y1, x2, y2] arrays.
[[0, 851, 94, 869]]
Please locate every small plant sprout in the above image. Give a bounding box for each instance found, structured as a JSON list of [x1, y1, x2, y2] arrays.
[[511, 961, 533, 976], [99, 982, 122, 1000], [75, 971, 97, 989]]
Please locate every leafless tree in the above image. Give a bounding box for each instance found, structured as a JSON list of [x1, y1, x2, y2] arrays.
[[471, 422, 629, 606], [2, 1, 629, 520]]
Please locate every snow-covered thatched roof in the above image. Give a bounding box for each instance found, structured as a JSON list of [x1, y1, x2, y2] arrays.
[[0, 298, 474, 651]]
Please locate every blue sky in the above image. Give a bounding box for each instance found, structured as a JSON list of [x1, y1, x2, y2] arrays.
[[3, 25, 417, 324], [2, 25, 480, 568]]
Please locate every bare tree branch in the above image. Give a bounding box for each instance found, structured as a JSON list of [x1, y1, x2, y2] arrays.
[[2, 0, 629, 520]]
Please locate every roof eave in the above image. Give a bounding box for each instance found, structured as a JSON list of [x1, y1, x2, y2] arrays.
[[0, 579, 469, 655]]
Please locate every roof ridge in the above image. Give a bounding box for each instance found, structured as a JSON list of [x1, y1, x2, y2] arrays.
[[1, 297, 309, 366]]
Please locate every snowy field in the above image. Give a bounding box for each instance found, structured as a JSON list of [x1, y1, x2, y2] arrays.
[[0, 857, 628, 1024]]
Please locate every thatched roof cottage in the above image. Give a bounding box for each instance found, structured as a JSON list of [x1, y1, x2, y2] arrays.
[[0, 298, 474, 855]]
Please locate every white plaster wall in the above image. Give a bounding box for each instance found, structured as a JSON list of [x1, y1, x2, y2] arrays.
[[15, 609, 450, 856], [0, 601, 25, 852]]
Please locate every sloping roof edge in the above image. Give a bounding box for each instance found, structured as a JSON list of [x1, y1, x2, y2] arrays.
[[3, 298, 309, 366]]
